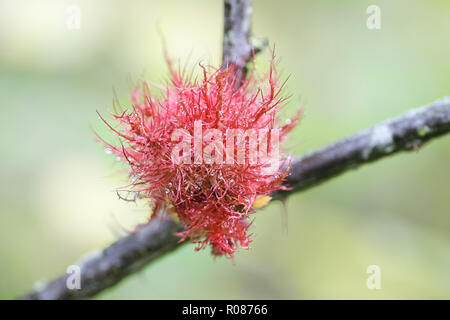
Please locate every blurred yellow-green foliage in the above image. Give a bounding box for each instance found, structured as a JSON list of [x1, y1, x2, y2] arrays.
[[1, 0, 450, 299]]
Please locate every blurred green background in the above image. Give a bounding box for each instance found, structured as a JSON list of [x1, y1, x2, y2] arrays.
[[1, 0, 450, 299]]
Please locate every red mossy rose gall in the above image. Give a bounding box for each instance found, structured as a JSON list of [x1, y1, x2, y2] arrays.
[[98, 56, 301, 258]]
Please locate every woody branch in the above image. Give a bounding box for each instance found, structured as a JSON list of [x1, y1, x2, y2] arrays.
[[21, 0, 450, 299]]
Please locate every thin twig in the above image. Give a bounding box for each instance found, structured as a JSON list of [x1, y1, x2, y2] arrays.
[[22, 219, 183, 300], [20, 0, 450, 299], [274, 96, 450, 199], [222, 0, 253, 84], [22, 96, 450, 300]]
